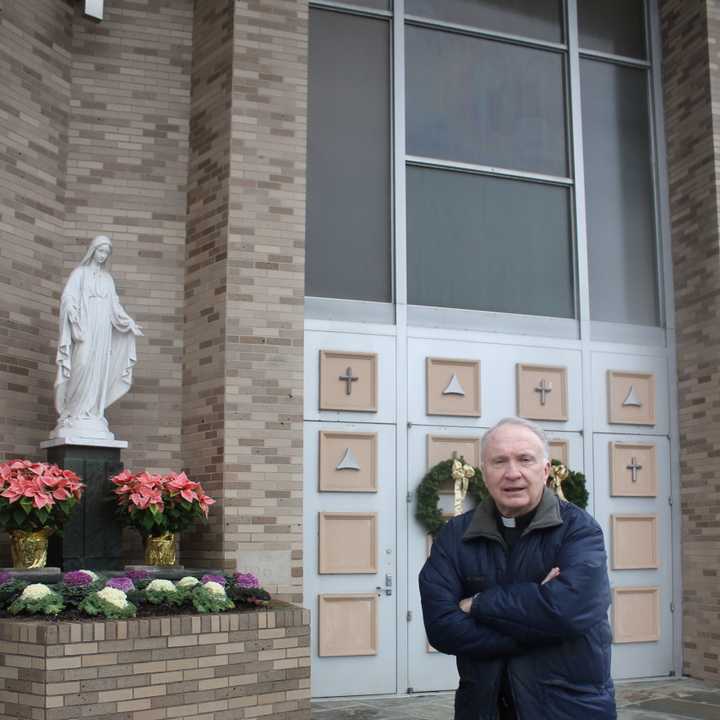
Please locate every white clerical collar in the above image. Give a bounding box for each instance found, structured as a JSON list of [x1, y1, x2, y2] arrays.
[[500, 516, 516, 528]]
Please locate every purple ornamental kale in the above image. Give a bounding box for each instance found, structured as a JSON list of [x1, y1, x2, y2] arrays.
[[125, 569, 151, 581], [63, 570, 94, 587], [106, 577, 135, 593], [201, 574, 226, 586], [0, 571, 11, 586], [233, 572, 260, 589]]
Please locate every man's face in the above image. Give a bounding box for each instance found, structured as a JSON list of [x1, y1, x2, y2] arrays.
[[481, 424, 550, 517]]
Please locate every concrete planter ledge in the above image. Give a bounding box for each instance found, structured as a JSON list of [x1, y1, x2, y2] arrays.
[[0, 607, 310, 720]]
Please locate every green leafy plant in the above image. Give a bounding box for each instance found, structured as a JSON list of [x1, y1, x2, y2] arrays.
[[8, 583, 64, 616], [145, 579, 186, 607], [227, 584, 272, 608], [0, 573, 26, 610], [191, 583, 234, 613], [79, 587, 136, 619]]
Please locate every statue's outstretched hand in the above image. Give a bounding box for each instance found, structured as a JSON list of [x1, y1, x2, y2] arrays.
[[130, 321, 144, 336]]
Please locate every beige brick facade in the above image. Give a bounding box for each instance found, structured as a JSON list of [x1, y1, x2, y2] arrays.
[[660, 0, 720, 682], [0, 609, 310, 720], [0, 0, 305, 593]]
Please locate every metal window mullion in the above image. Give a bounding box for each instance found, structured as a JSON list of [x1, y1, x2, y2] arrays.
[[309, 0, 392, 20], [578, 47, 651, 69], [566, 0, 595, 519], [405, 15, 567, 54], [393, 0, 410, 699], [406, 155, 573, 187]]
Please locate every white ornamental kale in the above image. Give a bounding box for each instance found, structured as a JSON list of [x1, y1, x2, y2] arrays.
[[96, 586, 128, 609], [204, 581, 226, 597], [22, 583, 52, 601], [177, 576, 200, 588], [146, 579, 176, 593]]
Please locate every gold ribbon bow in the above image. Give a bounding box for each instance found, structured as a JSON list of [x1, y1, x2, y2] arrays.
[[451, 459, 475, 516], [548, 463, 568, 501]]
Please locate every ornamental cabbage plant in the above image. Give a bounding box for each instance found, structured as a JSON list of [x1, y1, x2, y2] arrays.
[[191, 582, 234, 613], [8, 583, 64, 616], [80, 586, 136, 619], [111, 469, 215, 537], [145, 578, 185, 607]]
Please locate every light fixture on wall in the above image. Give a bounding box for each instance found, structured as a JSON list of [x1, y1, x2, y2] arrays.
[[83, 0, 103, 21]]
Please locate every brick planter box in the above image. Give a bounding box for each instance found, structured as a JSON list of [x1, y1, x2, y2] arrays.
[[0, 607, 310, 720]]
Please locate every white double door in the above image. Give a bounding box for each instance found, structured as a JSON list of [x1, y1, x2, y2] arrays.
[[304, 421, 397, 698]]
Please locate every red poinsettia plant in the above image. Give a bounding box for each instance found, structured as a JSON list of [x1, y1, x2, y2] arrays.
[[0, 460, 84, 533], [111, 470, 215, 537]]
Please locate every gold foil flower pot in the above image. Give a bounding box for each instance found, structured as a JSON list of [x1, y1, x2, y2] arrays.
[[9, 528, 53, 569], [144, 532, 176, 566]]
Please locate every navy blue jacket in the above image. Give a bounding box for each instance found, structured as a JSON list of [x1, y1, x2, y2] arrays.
[[419, 489, 616, 720]]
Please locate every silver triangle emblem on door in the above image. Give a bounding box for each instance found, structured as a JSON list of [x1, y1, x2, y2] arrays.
[[622, 385, 643, 407], [336, 447, 361, 471], [442, 373, 466, 396]]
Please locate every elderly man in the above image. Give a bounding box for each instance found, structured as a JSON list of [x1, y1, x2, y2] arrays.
[[419, 417, 616, 720]]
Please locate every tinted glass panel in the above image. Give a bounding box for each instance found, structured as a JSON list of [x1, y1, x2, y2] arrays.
[[406, 0, 563, 43], [346, 0, 391, 9], [406, 27, 568, 177], [407, 167, 574, 318], [306, 10, 391, 302], [578, 0, 646, 59], [581, 59, 659, 325]]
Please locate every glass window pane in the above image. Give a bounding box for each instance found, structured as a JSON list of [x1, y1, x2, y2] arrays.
[[578, 0, 646, 59], [581, 59, 659, 325], [336, 0, 391, 9], [407, 167, 574, 318], [406, 27, 568, 177], [406, 0, 563, 43], [306, 10, 391, 302]]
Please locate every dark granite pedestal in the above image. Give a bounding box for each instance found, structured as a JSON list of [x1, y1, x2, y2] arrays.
[[41, 441, 125, 572]]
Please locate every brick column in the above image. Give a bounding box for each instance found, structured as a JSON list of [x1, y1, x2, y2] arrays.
[[184, 0, 306, 600], [661, 0, 720, 681]]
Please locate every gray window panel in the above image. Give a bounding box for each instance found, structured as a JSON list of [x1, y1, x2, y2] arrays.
[[581, 59, 659, 326], [353, 0, 391, 9], [306, 9, 392, 302], [406, 0, 563, 43], [406, 27, 568, 177], [578, 0, 646, 59], [407, 167, 574, 318]]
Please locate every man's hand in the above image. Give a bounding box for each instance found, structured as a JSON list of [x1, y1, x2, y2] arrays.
[[459, 596, 474, 613], [541, 567, 560, 585]]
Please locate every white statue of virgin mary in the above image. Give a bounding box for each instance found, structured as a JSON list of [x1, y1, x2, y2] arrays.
[[51, 235, 143, 442]]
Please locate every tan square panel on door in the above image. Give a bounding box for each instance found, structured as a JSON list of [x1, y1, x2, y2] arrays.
[[611, 515, 658, 570], [427, 435, 481, 495], [517, 364, 568, 421], [610, 442, 657, 497], [318, 512, 378, 574], [319, 431, 377, 492], [426, 358, 481, 417], [608, 371, 656, 426], [319, 351, 378, 412], [548, 439, 569, 465], [612, 587, 660, 643], [318, 594, 378, 657]]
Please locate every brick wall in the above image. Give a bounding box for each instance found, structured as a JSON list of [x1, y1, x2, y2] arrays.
[[181, 0, 233, 568], [223, 0, 307, 599], [0, 608, 310, 720], [0, 0, 73, 461], [660, 0, 720, 682]]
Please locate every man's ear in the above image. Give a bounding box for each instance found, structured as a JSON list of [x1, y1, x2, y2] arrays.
[[542, 459, 551, 480]]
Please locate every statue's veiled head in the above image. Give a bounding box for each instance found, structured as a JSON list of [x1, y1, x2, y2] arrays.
[[80, 235, 113, 266]]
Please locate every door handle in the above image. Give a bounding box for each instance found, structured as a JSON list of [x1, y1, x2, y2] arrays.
[[376, 574, 393, 597]]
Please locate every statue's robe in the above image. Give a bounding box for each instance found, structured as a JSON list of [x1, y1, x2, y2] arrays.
[[54, 265, 136, 429]]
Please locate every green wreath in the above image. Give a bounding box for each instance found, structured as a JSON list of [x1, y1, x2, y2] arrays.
[[416, 457, 588, 537], [415, 458, 487, 537]]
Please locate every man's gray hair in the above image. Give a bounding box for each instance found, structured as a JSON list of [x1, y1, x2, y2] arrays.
[[480, 417, 550, 464]]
